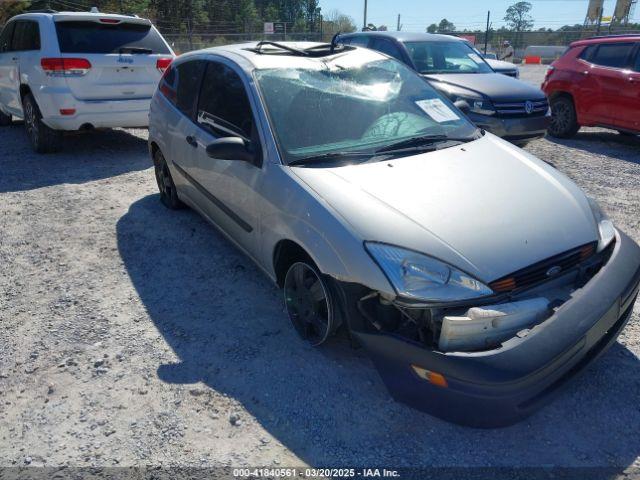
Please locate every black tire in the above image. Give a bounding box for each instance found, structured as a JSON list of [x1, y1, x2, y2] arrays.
[[0, 110, 11, 127], [548, 96, 580, 139], [153, 149, 185, 209], [22, 93, 62, 153], [617, 130, 638, 137], [283, 260, 340, 346]]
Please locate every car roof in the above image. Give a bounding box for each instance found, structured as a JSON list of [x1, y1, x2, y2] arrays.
[[180, 41, 390, 70], [340, 31, 464, 43], [570, 34, 640, 47]]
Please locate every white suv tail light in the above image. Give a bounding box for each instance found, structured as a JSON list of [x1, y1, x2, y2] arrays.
[[41, 58, 92, 76], [156, 57, 172, 73]]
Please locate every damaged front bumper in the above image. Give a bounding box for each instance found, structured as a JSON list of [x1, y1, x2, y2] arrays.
[[340, 230, 640, 428]]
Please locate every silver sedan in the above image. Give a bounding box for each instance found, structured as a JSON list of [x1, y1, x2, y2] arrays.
[[148, 42, 640, 427]]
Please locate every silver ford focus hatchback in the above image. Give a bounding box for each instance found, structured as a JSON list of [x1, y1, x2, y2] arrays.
[[148, 41, 640, 427]]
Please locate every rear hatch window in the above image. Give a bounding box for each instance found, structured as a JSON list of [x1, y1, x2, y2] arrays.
[[55, 21, 170, 54]]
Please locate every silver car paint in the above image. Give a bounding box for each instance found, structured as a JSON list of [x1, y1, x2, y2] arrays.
[[148, 44, 599, 298]]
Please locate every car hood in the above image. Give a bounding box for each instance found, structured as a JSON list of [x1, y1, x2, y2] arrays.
[[485, 58, 518, 71], [291, 134, 598, 283], [424, 72, 542, 102]]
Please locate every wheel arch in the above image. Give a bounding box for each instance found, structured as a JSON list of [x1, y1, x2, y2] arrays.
[[149, 140, 160, 161], [548, 90, 574, 103], [273, 239, 316, 288], [19, 84, 32, 102]]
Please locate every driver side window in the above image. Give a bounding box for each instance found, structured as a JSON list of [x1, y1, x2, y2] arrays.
[[197, 61, 255, 141]]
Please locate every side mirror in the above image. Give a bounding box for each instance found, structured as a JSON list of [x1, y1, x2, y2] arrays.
[[206, 137, 255, 163], [453, 99, 471, 114]]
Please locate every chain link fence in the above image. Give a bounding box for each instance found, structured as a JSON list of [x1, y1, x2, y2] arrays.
[[163, 32, 325, 54], [162, 27, 640, 62], [444, 28, 640, 63]]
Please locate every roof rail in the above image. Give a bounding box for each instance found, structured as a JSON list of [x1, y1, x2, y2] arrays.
[[26, 9, 58, 13], [584, 33, 640, 40]]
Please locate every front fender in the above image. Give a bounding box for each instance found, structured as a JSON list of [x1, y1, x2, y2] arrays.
[[258, 165, 395, 297]]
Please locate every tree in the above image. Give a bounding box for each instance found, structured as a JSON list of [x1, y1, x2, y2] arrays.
[[426, 23, 437, 33], [235, 0, 258, 32], [504, 1, 534, 32], [0, 0, 30, 23], [323, 9, 356, 35], [437, 18, 455, 32]]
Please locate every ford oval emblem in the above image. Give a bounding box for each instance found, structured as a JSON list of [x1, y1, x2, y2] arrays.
[[546, 265, 562, 277], [525, 100, 534, 114]]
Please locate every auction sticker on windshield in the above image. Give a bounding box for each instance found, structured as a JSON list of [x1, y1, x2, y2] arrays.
[[415, 98, 460, 123]]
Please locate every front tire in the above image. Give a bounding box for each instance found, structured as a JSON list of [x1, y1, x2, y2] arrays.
[[22, 93, 62, 153], [0, 110, 11, 127], [548, 96, 579, 139], [153, 149, 185, 209], [283, 261, 338, 346]]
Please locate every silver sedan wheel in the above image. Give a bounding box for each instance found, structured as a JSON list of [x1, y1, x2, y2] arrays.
[[283, 262, 333, 346]]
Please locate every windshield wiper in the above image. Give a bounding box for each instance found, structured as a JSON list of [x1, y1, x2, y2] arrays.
[[375, 134, 476, 154], [118, 47, 153, 54], [288, 151, 372, 166]]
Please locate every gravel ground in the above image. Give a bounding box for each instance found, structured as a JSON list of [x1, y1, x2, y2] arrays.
[[1, 65, 639, 475]]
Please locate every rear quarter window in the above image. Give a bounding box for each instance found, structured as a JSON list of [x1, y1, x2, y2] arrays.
[[54, 21, 170, 54], [160, 60, 205, 119], [11, 20, 40, 51], [588, 42, 635, 68]]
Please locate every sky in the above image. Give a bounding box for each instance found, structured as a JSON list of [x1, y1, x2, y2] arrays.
[[318, 0, 639, 31]]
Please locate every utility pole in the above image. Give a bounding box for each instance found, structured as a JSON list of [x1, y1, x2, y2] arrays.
[[396, 14, 401, 31], [484, 10, 490, 54], [363, 0, 368, 30]]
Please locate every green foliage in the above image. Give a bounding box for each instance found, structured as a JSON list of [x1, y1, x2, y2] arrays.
[[426, 23, 437, 33], [437, 18, 455, 32], [8, 0, 327, 36], [0, 0, 31, 24], [504, 1, 534, 32]]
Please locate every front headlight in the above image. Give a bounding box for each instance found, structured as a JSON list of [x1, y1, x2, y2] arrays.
[[453, 94, 495, 116], [365, 243, 493, 302], [588, 197, 615, 251], [438, 84, 495, 116], [467, 98, 496, 116]]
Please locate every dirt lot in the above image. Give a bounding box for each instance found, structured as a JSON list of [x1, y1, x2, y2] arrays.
[[1, 65, 640, 475]]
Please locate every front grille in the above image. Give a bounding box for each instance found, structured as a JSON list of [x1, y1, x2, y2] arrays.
[[490, 242, 597, 293], [494, 99, 549, 117]]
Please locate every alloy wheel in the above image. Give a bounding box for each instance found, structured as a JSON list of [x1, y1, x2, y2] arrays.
[[284, 262, 333, 346], [551, 102, 570, 133], [24, 101, 38, 144], [155, 162, 173, 198]]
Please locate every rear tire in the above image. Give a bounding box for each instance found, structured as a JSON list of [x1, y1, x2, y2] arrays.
[[617, 130, 637, 137], [22, 93, 62, 153], [153, 149, 185, 210], [548, 96, 579, 139], [0, 110, 11, 126]]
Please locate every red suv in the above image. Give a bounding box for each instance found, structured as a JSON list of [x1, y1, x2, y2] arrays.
[[542, 35, 640, 138]]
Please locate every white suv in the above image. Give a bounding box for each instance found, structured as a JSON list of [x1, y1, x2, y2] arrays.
[[0, 10, 174, 153]]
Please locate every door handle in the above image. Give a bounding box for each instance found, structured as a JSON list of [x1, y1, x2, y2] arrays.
[[185, 135, 197, 148], [11, 57, 18, 61]]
